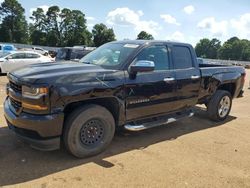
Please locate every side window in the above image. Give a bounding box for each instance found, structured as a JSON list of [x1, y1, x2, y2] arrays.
[[26, 53, 40, 59], [135, 45, 170, 70], [10, 53, 25, 59], [172, 46, 193, 69]]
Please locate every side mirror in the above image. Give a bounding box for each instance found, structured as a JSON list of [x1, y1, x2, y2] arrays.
[[130, 60, 155, 74]]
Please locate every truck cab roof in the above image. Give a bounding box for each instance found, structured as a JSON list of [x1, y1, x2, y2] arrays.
[[109, 40, 192, 47]]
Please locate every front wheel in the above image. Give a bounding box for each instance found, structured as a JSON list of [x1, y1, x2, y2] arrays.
[[63, 104, 115, 158], [207, 90, 232, 122]]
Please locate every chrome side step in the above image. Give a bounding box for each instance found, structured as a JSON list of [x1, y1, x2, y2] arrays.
[[124, 111, 194, 131]]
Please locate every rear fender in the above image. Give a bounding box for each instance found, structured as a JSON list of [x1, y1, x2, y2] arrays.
[[211, 72, 242, 98]]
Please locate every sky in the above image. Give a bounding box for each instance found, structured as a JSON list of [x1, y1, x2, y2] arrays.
[[14, 0, 250, 45]]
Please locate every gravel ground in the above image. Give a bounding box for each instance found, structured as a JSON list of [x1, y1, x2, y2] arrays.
[[0, 70, 249, 188]]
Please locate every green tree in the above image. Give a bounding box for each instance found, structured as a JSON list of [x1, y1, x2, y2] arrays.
[[195, 38, 221, 59], [30, 8, 47, 31], [0, 0, 28, 43], [46, 6, 61, 46], [92, 23, 116, 47], [29, 8, 47, 45], [219, 37, 242, 60], [241, 40, 250, 61], [137, 31, 154, 40], [30, 6, 92, 47], [218, 37, 250, 61], [218, 43, 233, 60], [61, 9, 90, 46]]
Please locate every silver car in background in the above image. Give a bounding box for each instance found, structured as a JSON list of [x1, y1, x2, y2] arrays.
[[0, 51, 54, 73]]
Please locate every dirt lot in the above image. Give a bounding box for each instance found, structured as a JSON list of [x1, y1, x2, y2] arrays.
[[0, 70, 249, 188]]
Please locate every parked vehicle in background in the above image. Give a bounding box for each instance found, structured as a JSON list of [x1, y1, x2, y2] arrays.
[[56, 46, 95, 62], [197, 57, 204, 64], [0, 51, 53, 73], [48, 50, 57, 58], [31, 47, 48, 55], [0, 44, 16, 52], [4, 40, 245, 158]]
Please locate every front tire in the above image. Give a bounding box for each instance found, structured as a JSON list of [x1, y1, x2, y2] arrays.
[[207, 90, 232, 122], [63, 104, 115, 158]]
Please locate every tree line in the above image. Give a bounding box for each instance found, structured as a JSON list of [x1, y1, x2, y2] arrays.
[[0, 0, 116, 47], [0, 0, 250, 61], [195, 37, 250, 61]]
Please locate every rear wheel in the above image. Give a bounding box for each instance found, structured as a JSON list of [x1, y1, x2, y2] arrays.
[[63, 104, 115, 158], [207, 90, 232, 121]]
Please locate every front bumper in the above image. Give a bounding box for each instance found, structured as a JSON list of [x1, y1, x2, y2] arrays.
[[4, 98, 64, 151]]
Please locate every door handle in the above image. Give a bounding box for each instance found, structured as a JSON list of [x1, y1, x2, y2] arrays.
[[191, 75, 200, 79], [164, 77, 175, 82]]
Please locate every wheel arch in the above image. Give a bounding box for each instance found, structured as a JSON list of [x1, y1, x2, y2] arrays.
[[211, 72, 242, 98], [217, 83, 236, 97], [63, 97, 125, 128]]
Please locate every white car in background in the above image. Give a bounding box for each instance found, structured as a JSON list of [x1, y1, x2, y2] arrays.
[[31, 47, 48, 55], [0, 51, 53, 73]]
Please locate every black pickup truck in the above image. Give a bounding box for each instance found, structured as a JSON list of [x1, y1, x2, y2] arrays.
[[4, 40, 245, 158]]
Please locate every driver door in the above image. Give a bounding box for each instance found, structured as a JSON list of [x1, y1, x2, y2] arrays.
[[125, 44, 178, 121]]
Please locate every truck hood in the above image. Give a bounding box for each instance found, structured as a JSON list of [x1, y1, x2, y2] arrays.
[[10, 62, 118, 84]]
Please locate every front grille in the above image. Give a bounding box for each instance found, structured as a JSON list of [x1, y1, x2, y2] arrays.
[[9, 81, 22, 93], [10, 97, 22, 112]]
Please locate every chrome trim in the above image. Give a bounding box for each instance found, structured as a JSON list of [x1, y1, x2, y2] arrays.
[[218, 96, 231, 118], [164, 77, 175, 82], [191, 75, 200, 79], [134, 60, 155, 68], [124, 112, 194, 131]]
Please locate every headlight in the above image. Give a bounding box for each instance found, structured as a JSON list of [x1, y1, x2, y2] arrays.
[[22, 86, 48, 98], [22, 86, 49, 111]]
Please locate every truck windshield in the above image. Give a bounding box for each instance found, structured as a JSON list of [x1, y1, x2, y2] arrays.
[[80, 43, 139, 67]]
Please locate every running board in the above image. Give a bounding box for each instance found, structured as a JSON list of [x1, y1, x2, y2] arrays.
[[124, 110, 194, 131]]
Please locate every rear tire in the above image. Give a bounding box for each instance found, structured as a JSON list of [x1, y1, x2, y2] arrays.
[[63, 104, 115, 158], [207, 90, 232, 122]]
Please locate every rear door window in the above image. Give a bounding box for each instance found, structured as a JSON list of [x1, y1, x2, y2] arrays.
[[26, 53, 40, 59], [172, 46, 193, 69]]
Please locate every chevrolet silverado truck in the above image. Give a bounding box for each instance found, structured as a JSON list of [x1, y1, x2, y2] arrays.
[[4, 40, 245, 158]]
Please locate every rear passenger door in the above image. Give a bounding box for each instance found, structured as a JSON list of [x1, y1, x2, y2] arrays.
[[171, 45, 201, 108], [25, 53, 42, 65]]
